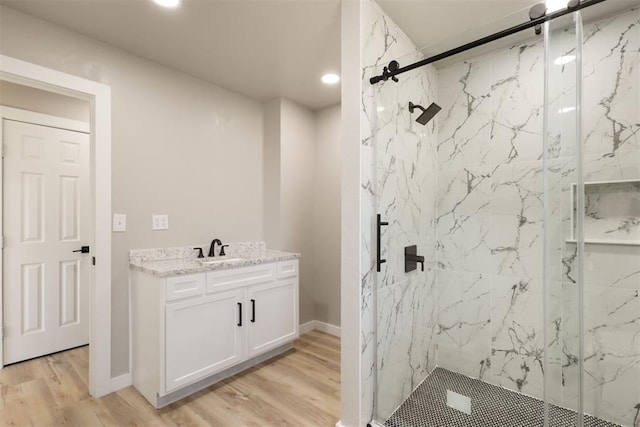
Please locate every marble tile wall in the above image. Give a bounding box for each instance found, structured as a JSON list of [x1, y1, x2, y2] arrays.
[[362, 2, 639, 426], [361, 0, 439, 421], [435, 7, 640, 427], [563, 9, 640, 426], [581, 181, 640, 242], [436, 34, 549, 401]]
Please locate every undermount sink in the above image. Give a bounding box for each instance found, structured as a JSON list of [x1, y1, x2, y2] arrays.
[[198, 256, 243, 265]]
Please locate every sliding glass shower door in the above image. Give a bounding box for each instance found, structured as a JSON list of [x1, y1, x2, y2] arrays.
[[543, 10, 583, 427], [367, 2, 640, 426]]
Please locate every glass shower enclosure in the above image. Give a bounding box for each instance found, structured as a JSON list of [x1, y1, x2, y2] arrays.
[[365, 2, 639, 426]]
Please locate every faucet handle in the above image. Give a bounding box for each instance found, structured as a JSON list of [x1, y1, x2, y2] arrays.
[[193, 247, 204, 258], [220, 244, 230, 256]]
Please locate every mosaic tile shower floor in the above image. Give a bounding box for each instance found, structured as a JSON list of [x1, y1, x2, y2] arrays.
[[384, 368, 622, 427]]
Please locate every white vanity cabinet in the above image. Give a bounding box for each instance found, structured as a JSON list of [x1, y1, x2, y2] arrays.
[[247, 260, 299, 357], [131, 259, 299, 408], [164, 288, 245, 392]]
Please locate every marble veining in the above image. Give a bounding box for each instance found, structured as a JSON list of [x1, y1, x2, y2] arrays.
[[362, 0, 439, 422], [363, 3, 639, 427], [578, 181, 640, 243], [582, 8, 640, 156], [129, 242, 298, 277], [129, 241, 267, 263], [433, 7, 640, 425]]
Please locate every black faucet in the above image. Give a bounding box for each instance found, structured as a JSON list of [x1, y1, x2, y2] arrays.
[[208, 239, 222, 257]]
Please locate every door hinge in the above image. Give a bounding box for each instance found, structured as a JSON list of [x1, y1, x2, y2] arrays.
[[92, 256, 96, 266], [1, 144, 5, 158], [0, 236, 4, 249]]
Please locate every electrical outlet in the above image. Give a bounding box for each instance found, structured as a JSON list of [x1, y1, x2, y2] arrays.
[[113, 214, 127, 232], [152, 214, 169, 230]]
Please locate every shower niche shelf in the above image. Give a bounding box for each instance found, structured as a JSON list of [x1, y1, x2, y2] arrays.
[[568, 179, 640, 246]]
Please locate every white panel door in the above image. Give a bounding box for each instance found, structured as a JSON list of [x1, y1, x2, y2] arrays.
[[246, 278, 298, 358], [3, 119, 90, 365], [164, 289, 246, 392]]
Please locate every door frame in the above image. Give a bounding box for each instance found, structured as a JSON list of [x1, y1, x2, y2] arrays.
[[0, 54, 113, 398]]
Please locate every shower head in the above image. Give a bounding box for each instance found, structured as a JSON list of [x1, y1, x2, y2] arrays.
[[408, 102, 442, 126]]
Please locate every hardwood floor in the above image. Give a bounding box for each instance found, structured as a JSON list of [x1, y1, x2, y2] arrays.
[[0, 330, 340, 426]]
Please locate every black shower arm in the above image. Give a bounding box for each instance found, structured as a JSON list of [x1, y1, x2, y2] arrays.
[[408, 102, 425, 114]]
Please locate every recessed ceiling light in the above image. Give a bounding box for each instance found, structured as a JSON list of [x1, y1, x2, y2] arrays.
[[321, 73, 340, 85], [153, 0, 180, 8], [554, 55, 576, 65]]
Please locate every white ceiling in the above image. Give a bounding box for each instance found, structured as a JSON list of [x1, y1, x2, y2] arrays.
[[0, 0, 342, 110], [1, 0, 636, 108]]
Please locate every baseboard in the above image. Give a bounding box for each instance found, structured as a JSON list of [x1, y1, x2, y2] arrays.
[[313, 320, 341, 337], [299, 320, 341, 338], [299, 321, 316, 335], [109, 372, 132, 392]]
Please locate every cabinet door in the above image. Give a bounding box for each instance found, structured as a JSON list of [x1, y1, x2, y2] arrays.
[[165, 289, 245, 392], [246, 278, 298, 358]]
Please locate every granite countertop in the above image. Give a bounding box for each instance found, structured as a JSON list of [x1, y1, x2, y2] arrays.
[[129, 243, 300, 278]]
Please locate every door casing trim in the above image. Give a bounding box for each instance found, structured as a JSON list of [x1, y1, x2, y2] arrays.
[[0, 54, 114, 398]]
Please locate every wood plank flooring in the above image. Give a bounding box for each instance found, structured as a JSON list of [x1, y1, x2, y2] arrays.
[[0, 330, 340, 426]]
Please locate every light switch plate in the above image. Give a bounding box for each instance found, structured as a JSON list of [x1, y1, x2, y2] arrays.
[[152, 214, 169, 230], [113, 214, 126, 232]]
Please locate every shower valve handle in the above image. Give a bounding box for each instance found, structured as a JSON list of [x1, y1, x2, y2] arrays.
[[404, 245, 425, 273]]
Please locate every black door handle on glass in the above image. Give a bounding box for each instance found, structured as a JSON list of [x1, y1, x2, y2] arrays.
[[377, 214, 389, 272], [251, 299, 256, 323], [73, 246, 90, 253], [237, 302, 242, 327]]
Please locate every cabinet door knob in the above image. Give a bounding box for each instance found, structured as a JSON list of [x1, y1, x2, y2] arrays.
[[237, 302, 242, 327], [251, 299, 256, 323]]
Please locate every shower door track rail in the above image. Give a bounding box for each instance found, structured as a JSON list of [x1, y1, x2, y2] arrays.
[[369, 0, 605, 85]]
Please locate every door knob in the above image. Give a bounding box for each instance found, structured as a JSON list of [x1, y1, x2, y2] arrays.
[[73, 246, 90, 253]]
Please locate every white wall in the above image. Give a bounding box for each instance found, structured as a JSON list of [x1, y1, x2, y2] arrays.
[[263, 99, 282, 249], [313, 105, 341, 327], [263, 99, 342, 327], [0, 6, 264, 377], [0, 80, 90, 121], [280, 99, 317, 324]]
